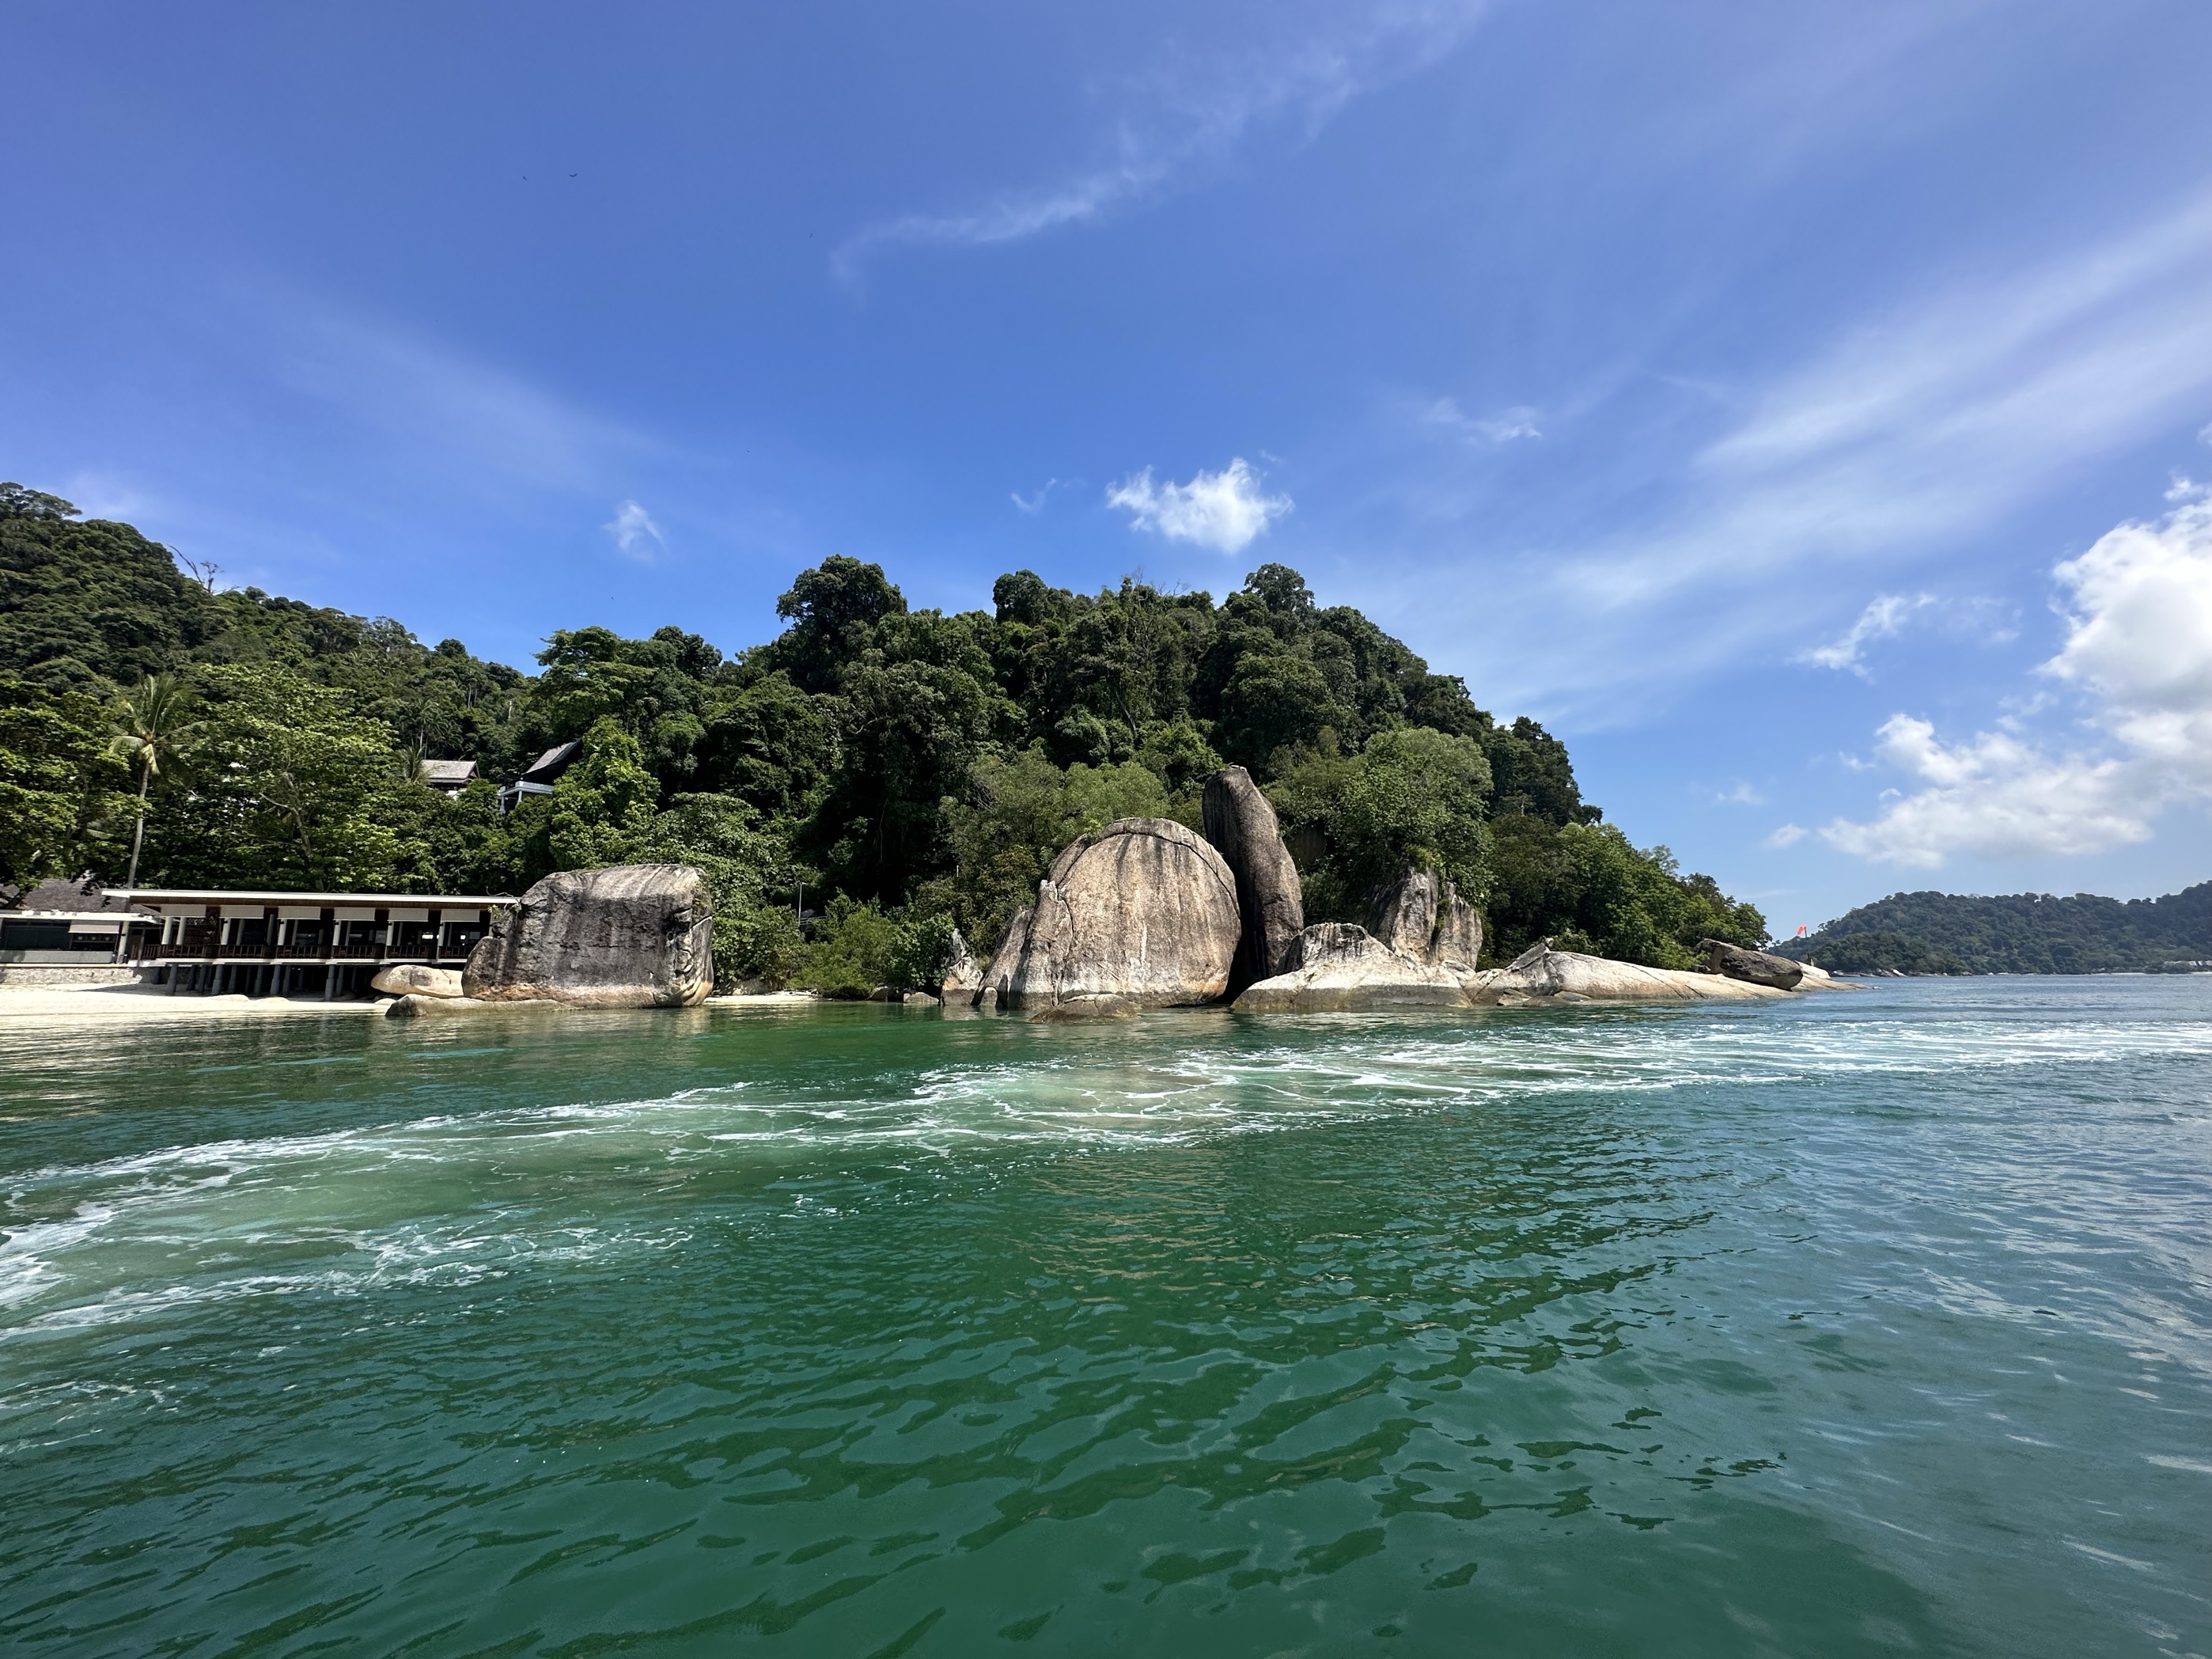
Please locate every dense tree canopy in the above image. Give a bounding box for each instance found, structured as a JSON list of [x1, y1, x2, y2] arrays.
[[1781, 885, 2210, 974], [0, 483, 1771, 983]]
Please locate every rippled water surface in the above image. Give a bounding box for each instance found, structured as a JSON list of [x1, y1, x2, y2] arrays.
[[2, 979, 2207, 1657]]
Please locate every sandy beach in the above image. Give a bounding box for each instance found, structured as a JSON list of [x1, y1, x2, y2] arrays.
[[0, 983, 828, 1023]]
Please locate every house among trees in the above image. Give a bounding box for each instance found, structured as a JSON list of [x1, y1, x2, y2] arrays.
[[498, 741, 580, 813], [418, 758, 477, 795]]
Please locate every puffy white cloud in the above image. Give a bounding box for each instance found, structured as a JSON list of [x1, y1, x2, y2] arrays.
[[2044, 487, 2212, 796], [1821, 489, 2212, 865], [604, 499, 665, 561], [1107, 457, 1290, 553], [1765, 823, 1808, 848]]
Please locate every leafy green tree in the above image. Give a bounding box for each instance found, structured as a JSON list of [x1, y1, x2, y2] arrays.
[[0, 674, 127, 884], [640, 791, 806, 987], [105, 674, 203, 889], [547, 717, 659, 870], [791, 896, 903, 997], [940, 748, 1169, 952], [148, 665, 402, 888], [765, 555, 907, 693], [1269, 727, 1492, 920]]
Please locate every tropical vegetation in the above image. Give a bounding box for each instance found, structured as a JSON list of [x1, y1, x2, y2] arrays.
[[0, 482, 1771, 987]]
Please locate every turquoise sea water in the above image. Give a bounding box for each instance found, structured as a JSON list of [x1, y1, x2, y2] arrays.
[[1, 979, 2207, 1657]]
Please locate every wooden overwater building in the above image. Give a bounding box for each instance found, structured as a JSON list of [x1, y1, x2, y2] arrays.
[[119, 889, 518, 998]]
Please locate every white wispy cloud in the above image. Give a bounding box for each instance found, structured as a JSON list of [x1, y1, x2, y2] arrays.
[[1799, 593, 1935, 673], [834, 2, 1490, 281], [604, 499, 665, 561], [1821, 486, 2212, 865], [1717, 781, 1766, 805], [1765, 824, 1808, 848], [1426, 397, 1541, 445], [1108, 458, 1290, 554], [1010, 479, 1059, 514], [1444, 181, 2212, 718]]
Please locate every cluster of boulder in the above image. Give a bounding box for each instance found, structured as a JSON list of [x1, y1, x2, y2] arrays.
[[373, 772, 1838, 1021], [959, 766, 1836, 1017]]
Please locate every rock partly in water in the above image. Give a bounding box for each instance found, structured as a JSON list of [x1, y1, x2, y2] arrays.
[[464, 864, 714, 1007], [1003, 818, 1240, 1010], [1201, 766, 1305, 995], [940, 927, 983, 1002], [371, 964, 464, 998], [976, 907, 1032, 1009], [1699, 938, 1805, 990], [385, 994, 557, 1018], [1233, 922, 1472, 1013], [1472, 942, 1786, 1006], [1365, 865, 1483, 972]]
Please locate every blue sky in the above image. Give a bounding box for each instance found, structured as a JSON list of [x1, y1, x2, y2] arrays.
[[9, 0, 2212, 928]]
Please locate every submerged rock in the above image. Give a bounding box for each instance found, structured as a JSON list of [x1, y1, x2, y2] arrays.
[[1699, 938, 1805, 990], [1028, 991, 1138, 1021], [1232, 922, 1471, 1013], [385, 993, 557, 1018], [1201, 766, 1305, 995], [1472, 942, 1786, 1006], [464, 864, 714, 1008], [371, 964, 464, 998], [1003, 818, 1240, 1010], [1365, 865, 1483, 972]]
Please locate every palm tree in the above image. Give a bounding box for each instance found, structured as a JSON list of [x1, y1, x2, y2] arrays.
[[107, 674, 203, 892]]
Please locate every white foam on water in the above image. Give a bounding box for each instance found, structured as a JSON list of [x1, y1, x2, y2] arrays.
[[2, 1002, 2204, 1338]]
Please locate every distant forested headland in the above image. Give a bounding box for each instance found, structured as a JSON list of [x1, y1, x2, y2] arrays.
[[0, 480, 1773, 987], [1778, 885, 2211, 976]]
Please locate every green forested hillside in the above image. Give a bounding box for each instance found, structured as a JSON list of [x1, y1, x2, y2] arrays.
[[2, 481, 1769, 986], [1779, 885, 2211, 975]]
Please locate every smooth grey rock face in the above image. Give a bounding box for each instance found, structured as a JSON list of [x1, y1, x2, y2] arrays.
[[978, 907, 1032, 1008], [1699, 938, 1805, 990], [1366, 865, 1483, 972], [1004, 818, 1240, 1009], [1201, 766, 1305, 994], [1472, 947, 1786, 1006], [371, 964, 464, 998], [1233, 922, 1471, 1012], [464, 864, 714, 1007]]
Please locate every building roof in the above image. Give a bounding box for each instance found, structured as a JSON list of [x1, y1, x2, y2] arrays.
[[419, 759, 478, 787], [119, 889, 518, 907], [517, 740, 582, 786], [1, 875, 155, 915]]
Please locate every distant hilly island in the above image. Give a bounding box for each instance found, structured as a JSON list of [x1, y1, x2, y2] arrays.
[[1776, 883, 2212, 975]]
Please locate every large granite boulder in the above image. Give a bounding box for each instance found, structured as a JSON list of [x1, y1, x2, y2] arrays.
[[464, 864, 714, 1007], [372, 964, 465, 998], [1366, 865, 1483, 972], [1233, 922, 1471, 1013], [1201, 766, 1305, 994], [1699, 938, 1805, 990], [1002, 818, 1240, 1009], [1470, 941, 1786, 1006]]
